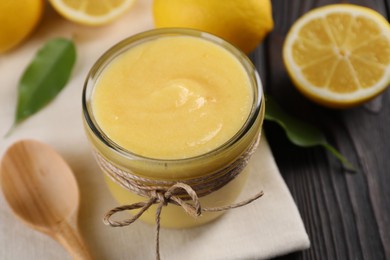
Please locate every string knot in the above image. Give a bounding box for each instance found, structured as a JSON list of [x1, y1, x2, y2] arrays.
[[151, 190, 167, 206], [104, 182, 203, 228], [165, 183, 202, 217]]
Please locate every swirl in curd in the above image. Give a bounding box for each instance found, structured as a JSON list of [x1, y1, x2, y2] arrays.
[[92, 35, 252, 159]]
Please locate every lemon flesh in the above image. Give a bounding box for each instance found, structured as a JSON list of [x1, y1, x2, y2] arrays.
[[283, 4, 390, 108], [48, 0, 135, 26]]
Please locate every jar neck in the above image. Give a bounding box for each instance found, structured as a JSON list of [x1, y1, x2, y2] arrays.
[[85, 99, 264, 180]]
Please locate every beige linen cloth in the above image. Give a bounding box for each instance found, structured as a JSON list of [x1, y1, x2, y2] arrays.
[[0, 1, 310, 259]]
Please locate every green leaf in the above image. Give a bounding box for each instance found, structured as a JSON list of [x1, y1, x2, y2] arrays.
[[264, 96, 355, 172], [7, 38, 76, 135]]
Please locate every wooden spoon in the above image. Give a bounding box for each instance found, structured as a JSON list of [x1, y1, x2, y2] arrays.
[[0, 139, 93, 259]]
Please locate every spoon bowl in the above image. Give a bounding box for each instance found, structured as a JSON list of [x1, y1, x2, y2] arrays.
[[1, 139, 92, 259]]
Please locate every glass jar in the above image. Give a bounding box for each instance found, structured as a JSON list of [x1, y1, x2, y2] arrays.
[[82, 28, 265, 228]]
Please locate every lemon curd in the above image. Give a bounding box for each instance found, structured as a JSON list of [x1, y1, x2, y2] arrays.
[[83, 29, 264, 228], [93, 36, 252, 158]]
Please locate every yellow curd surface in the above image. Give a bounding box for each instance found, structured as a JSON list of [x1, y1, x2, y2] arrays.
[[92, 35, 252, 159], [86, 31, 263, 228]]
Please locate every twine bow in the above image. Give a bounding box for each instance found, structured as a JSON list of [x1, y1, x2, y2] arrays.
[[103, 182, 263, 260]]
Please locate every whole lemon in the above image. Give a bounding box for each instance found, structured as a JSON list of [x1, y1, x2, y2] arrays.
[[152, 0, 274, 54], [0, 0, 44, 54]]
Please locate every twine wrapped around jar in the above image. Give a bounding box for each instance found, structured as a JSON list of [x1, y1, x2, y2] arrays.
[[94, 134, 264, 260]]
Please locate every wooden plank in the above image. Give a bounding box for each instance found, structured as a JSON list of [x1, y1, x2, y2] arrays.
[[256, 0, 390, 259]]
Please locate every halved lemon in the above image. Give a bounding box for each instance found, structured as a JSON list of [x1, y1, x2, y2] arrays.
[[48, 0, 135, 26], [283, 4, 390, 108]]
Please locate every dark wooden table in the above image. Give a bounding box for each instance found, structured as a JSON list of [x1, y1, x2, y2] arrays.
[[250, 0, 390, 259]]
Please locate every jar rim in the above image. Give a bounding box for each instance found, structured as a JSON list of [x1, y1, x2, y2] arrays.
[[82, 28, 263, 163]]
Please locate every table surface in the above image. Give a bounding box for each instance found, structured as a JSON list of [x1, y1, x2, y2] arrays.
[[256, 0, 390, 259]]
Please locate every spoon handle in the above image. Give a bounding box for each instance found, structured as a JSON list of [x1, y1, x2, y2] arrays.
[[55, 221, 93, 260]]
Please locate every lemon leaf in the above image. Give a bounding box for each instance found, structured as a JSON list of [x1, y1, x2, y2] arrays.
[[7, 38, 76, 135], [264, 96, 355, 172]]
